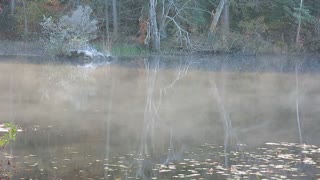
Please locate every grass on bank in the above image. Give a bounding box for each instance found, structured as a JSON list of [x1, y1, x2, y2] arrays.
[[92, 40, 150, 56], [111, 45, 150, 56]]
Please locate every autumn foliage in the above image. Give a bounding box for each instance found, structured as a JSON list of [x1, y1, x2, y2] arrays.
[[138, 17, 148, 45], [42, 0, 65, 12]]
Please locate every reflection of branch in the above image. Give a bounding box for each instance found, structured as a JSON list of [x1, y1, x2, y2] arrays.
[[137, 58, 160, 178], [138, 58, 197, 177], [164, 59, 192, 91], [210, 78, 232, 168], [104, 64, 114, 180], [295, 64, 303, 144], [157, 59, 194, 111]]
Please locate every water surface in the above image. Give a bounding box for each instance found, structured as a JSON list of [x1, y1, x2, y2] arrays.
[[0, 55, 320, 179]]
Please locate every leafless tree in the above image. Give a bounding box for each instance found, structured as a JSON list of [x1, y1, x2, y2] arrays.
[[10, 0, 15, 14], [112, 0, 118, 36], [210, 0, 225, 33], [222, 0, 229, 39], [149, 0, 160, 51], [22, 0, 28, 36], [296, 0, 303, 47]]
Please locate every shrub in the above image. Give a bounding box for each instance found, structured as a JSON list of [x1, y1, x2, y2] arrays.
[[0, 123, 17, 147], [40, 5, 98, 56], [238, 17, 271, 53]]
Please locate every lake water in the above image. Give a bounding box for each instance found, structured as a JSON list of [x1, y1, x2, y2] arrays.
[[0, 55, 320, 179]]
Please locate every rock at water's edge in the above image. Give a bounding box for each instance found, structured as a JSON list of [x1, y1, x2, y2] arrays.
[[68, 48, 112, 60]]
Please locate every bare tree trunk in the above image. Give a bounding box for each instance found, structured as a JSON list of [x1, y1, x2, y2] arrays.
[[22, 0, 28, 37], [112, 0, 118, 36], [255, 0, 260, 12], [158, 0, 172, 39], [159, 20, 167, 39], [296, 0, 303, 47], [105, 0, 109, 36], [210, 0, 225, 33], [149, 0, 160, 51], [75, 0, 80, 8], [10, 0, 15, 14], [159, 4, 167, 40], [104, 0, 110, 49], [222, 0, 229, 39]]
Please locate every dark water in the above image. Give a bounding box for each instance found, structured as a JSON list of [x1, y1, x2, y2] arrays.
[[0, 55, 320, 179]]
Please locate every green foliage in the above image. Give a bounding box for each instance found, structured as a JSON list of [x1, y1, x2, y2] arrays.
[[0, 123, 17, 147], [111, 45, 149, 56], [238, 17, 271, 53], [239, 17, 268, 36], [288, 6, 314, 24], [304, 19, 320, 52], [15, 0, 55, 37]]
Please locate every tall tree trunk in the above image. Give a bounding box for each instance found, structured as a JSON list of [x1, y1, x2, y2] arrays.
[[10, 0, 15, 14], [296, 0, 303, 47], [158, 0, 169, 39], [159, 20, 167, 39], [112, 0, 118, 36], [159, 2, 167, 40], [149, 0, 160, 51], [105, 0, 109, 36], [104, 0, 110, 49], [255, 0, 260, 12], [209, 0, 225, 33], [222, 0, 229, 39], [22, 0, 28, 37], [75, 0, 80, 8]]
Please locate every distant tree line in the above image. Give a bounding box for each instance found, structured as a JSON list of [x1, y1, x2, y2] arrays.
[[0, 0, 320, 53]]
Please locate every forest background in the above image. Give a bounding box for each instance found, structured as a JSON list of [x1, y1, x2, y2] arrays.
[[0, 0, 319, 55]]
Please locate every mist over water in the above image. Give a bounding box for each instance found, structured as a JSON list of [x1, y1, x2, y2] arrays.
[[1, 55, 320, 179]]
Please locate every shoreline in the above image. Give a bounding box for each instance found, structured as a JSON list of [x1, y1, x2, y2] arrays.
[[0, 41, 319, 58]]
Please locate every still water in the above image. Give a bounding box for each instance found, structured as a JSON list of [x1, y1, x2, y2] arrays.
[[0, 55, 320, 179]]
